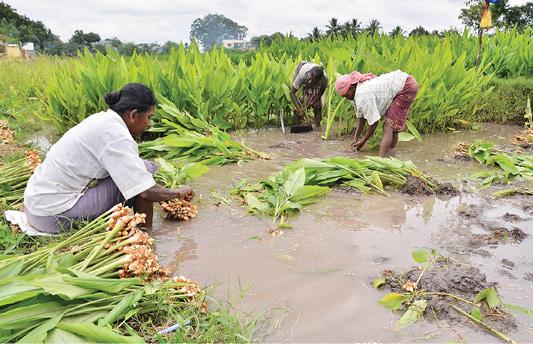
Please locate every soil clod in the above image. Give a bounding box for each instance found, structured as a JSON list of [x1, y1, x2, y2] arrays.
[[470, 227, 528, 247], [501, 259, 515, 269], [502, 212, 524, 222], [401, 176, 434, 196], [435, 182, 460, 196]]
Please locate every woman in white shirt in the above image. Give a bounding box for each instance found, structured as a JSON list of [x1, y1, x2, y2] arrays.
[[24, 83, 194, 233], [335, 70, 419, 157]]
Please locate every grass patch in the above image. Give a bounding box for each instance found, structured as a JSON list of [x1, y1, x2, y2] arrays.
[[0, 57, 60, 143], [476, 77, 533, 124]]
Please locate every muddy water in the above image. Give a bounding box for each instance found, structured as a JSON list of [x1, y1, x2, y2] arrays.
[[152, 124, 532, 343]]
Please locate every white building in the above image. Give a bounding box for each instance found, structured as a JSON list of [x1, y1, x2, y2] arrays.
[[21, 42, 36, 58], [222, 39, 252, 50]]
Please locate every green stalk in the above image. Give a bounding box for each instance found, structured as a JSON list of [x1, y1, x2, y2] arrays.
[[451, 305, 516, 343], [84, 251, 123, 272], [420, 292, 474, 305], [89, 255, 130, 276], [79, 221, 124, 271]]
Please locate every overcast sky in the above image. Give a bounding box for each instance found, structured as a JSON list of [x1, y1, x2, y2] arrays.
[[4, 0, 530, 43]]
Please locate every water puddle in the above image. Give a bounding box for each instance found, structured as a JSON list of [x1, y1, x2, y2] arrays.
[[152, 124, 532, 342]]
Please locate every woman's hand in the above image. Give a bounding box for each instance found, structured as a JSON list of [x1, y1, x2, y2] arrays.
[[178, 186, 195, 201]]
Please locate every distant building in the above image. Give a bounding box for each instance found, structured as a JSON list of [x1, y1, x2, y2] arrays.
[[5, 43, 22, 58], [21, 42, 36, 58], [222, 39, 252, 50], [0, 42, 36, 59]]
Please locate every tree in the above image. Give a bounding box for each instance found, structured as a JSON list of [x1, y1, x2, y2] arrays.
[[134, 42, 160, 54], [0, 34, 6, 53], [118, 42, 136, 56], [250, 32, 284, 48], [326, 18, 341, 36], [348, 19, 362, 36], [366, 19, 382, 35], [441, 27, 461, 36], [409, 26, 430, 36], [390, 26, 404, 36], [190, 13, 248, 51], [102, 37, 122, 49], [158, 40, 179, 54], [459, 0, 511, 31], [69, 30, 101, 46], [340, 19, 362, 37], [0, 2, 59, 51], [502, 2, 533, 29], [307, 27, 322, 41]]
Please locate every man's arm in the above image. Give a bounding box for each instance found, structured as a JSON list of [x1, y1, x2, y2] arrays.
[[137, 184, 194, 202], [290, 86, 303, 112], [353, 122, 378, 150], [353, 117, 366, 141]]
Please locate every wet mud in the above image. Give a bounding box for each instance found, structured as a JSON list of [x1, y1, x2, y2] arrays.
[[151, 123, 532, 343], [380, 260, 517, 332]]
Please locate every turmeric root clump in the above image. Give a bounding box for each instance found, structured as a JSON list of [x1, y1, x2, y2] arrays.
[[160, 198, 198, 221]]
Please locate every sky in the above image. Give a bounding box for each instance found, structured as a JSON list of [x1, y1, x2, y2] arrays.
[[4, 0, 530, 43]]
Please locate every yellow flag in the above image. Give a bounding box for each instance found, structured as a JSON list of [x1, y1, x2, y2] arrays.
[[480, 8, 493, 29]]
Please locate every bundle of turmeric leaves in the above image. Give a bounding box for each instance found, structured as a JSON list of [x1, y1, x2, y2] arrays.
[[232, 156, 436, 227], [139, 100, 268, 166], [455, 141, 533, 187]]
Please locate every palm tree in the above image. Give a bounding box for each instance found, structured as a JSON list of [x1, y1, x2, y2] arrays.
[[409, 26, 430, 37], [390, 26, 404, 37], [350, 19, 362, 35], [340, 22, 351, 37], [326, 18, 341, 36], [342, 19, 362, 37], [307, 27, 322, 41], [366, 19, 382, 35]]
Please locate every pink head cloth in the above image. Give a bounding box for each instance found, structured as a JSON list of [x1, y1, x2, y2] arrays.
[[335, 72, 377, 96]]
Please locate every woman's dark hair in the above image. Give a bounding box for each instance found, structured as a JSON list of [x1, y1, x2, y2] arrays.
[[104, 83, 157, 116]]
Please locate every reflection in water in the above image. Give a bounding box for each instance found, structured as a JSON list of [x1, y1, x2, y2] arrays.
[[153, 124, 532, 343], [166, 237, 198, 274]]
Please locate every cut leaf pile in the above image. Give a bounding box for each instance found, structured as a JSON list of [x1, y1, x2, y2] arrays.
[[140, 100, 269, 166], [232, 156, 437, 226], [455, 141, 533, 187]]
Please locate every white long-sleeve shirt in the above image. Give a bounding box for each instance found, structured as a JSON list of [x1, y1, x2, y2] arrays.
[[24, 109, 156, 216]]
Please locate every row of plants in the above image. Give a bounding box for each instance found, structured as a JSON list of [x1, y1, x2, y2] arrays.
[[231, 156, 437, 227], [37, 32, 506, 137], [0, 204, 255, 343], [262, 28, 533, 78]]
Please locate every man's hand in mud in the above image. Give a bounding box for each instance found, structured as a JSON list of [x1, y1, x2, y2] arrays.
[[352, 140, 365, 151]]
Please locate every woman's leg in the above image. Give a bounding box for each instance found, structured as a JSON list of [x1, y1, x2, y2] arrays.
[[60, 160, 158, 230], [24, 210, 64, 234], [380, 124, 395, 157]]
